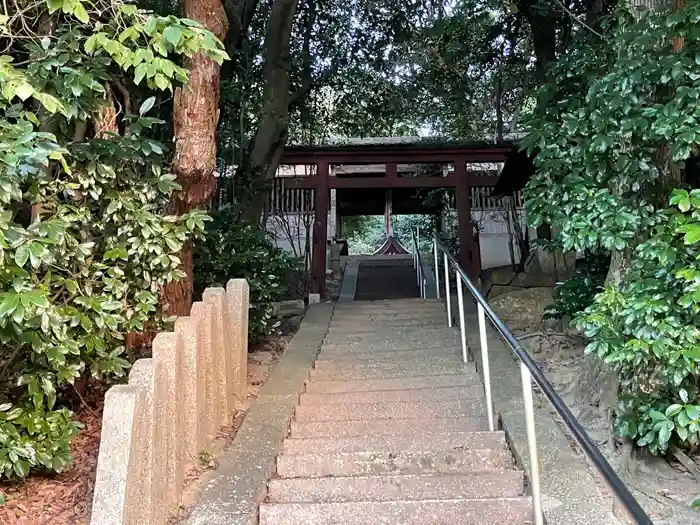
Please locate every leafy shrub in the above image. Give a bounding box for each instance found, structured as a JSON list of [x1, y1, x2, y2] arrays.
[[0, 3, 225, 479], [544, 251, 609, 320], [193, 206, 297, 341], [576, 190, 700, 455]]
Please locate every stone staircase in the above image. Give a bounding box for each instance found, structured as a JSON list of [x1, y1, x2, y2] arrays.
[[354, 258, 419, 300], [260, 298, 533, 525]]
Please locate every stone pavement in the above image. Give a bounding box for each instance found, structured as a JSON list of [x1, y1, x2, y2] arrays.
[[260, 298, 534, 525]]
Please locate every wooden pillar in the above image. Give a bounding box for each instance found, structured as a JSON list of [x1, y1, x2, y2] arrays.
[[384, 189, 393, 237], [454, 158, 479, 278], [311, 161, 329, 297]]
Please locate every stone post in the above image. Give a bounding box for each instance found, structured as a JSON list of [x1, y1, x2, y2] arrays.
[[91, 386, 145, 525], [151, 332, 184, 512], [190, 301, 216, 441], [203, 288, 230, 423], [128, 358, 167, 525], [175, 316, 205, 458], [227, 279, 249, 404]]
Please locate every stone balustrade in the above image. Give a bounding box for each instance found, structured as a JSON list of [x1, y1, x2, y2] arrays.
[[89, 279, 250, 525]]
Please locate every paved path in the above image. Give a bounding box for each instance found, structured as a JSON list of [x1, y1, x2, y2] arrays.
[[260, 298, 533, 525]]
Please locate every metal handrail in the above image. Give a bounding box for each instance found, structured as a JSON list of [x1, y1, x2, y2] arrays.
[[411, 227, 427, 298], [419, 232, 652, 525]]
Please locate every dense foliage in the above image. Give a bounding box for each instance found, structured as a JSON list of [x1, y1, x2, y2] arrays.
[[525, 3, 700, 454], [193, 206, 296, 340], [0, 1, 224, 479], [543, 252, 609, 320], [578, 190, 700, 454]]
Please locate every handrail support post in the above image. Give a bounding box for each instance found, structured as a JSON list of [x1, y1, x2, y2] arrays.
[[443, 252, 452, 327], [521, 363, 544, 525], [478, 304, 495, 431], [456, 274, 469, 363], [433, 238, 441, 299]]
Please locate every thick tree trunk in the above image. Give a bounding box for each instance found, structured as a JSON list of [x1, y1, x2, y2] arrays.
[[164, 0, 229, 316], [240, 0, 299, 223]]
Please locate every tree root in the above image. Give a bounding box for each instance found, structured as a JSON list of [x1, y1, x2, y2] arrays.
[[518, 330, 587, 343], [670, 446, 700, 483]]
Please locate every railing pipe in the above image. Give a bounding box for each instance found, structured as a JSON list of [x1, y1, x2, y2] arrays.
[[433, 238, 441, 299], [416, 225, 420, 254], [443, 252, 452, 327], [456, 274, 468, 363]]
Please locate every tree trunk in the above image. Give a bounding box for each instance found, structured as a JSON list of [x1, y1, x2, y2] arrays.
[[164, 0, 229, 316], [240, 0, 299, 223], [94, 88, 118, 138]]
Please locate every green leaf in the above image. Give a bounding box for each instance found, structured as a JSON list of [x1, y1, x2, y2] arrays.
[[687, 406, 700, 421], [84, 33, 100, 54], [23, 290, 50, 309], [134, 63, 148, 85], [666, 404, 684, 417], [154, 73, 169, 91], [13, 459, 29, 478], [80, 314, 93, 332], [28, 243, 43, 269], [637, 430, 656, 447], [0, 294, 19, 318], [139, 96, 156, 116], [14, 245, 29, 267], [649, 410, 667, 421], [163, 25, 183, 46], [15, 83, 34, 101], [680, 389, 689, 404], [659, 424, 672, 446], [72, 2, 89, 23], [46, 0, 62, 12]]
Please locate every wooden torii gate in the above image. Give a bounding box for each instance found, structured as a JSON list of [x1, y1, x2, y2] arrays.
[[281, 141, 512, 297]]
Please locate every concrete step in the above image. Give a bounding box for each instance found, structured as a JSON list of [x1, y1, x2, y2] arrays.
[[326, 325, 452, 336], [308, 361, 473, 381], [259, 498, 532, 525], [320, 342, 463, 354], [304, 374, 480, 394], [267, 472, 525, 503], [282, 431, 506, 455], [327, 318, 448, 331], [330, 311, 446, 320], [317, 347, 462, 361], [324, 326, 460, 341], [317, 348, 463, 362], [299, 385, 479, 405], [290, 417, 488, 439], [332, 307, 445, 316], [313, 355, 464, 371], [294, 399, 483, 422], [334, 298, 442, 307], [276, 448, 514, 478], [322, 335, 461, 350]]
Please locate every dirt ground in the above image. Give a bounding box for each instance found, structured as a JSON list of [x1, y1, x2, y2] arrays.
[[523, 331, 700, 524], [0, 325, 299, 525]]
